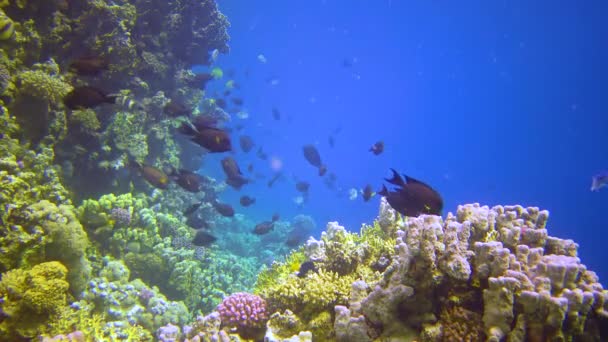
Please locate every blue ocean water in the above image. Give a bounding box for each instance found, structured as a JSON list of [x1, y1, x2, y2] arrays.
[[202, 1, 608, 281]]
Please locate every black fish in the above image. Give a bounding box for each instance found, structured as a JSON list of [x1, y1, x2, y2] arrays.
[[328, 136, 335, 148], [231, 97, 244, 106], [297, 261, 317, 278], [239, 195, 256, 207], [69, 56, 109, 76], [257, 147, 268, 160], [170, 168, 203, 192], [179, 122, 232, 153], [247, 163, 254, 173], [130, 162, 169, 189], [192, 230, 217, 247], [362, 184, 374, 202], [369, 141, 384, 155], [164, 101, 191, 117], [221, 157, 249, 190], [239, 135, 255, 153], [296, 181, 310, 193], [267, 172, 283, 188], [272, 107, 281, 120], [213, 201, 235, 217], [378, 169, 443, 217], [63, 86, 117, 110], [215, 98, 227, 109], [302, 144, 326, 176], [272, 213, 280, 222], [187, 73, 214, 89], [252, 214, 280, 235], [183, 202, 203, 216]]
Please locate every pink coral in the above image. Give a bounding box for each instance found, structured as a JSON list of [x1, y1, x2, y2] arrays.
[[217, 292, 268, 329]]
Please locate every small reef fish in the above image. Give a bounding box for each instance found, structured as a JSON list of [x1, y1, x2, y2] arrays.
[[239, 135, 255, 153], [296, 181, 310, 193], [328, 135, 335, 148], [231, 97, 244, 106], [252, 215, 279, 235], [192, 230, 217, 247], [0, 9, 15, 41], [257, 54, 267, 63], [178, 121, 231, 153], [272, 213, 280, 222], [239, 195, 256, 207], [169, 168, 204, 193], [221, 157, 249, 190], [69, 56, 109, 76], [63, 86, 117, 110], [297, 261, 317, 278], [131, 162, 169, 189], [164, 100, 191, 117], [369, 141, 384, 155], [272, 107, 281, 120], [257, 147, 268, 160], [302, 144, 327, 176], [212, 201, 235, 217], [183, 202, 203, 216], [379, 169, 443, 217], [591, 171, 608, 192], [186, 73, 214, 89], [215, 98, 227, 109], [362, 184, 374, 202]]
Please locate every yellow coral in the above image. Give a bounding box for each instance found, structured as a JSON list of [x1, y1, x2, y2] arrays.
[[16, 68, 72, 104], [0, 262, 70, 338]]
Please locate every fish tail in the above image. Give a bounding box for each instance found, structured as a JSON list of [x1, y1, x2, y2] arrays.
[[385, 168, 405, 187], [378, 185, 389, 197]]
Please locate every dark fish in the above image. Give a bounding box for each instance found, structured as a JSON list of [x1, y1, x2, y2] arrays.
[[247, 163, 254, 173], [213, 201, 235, 217], [591, 171, 608, 191], [253, 221, 274, 235], [302, 145, 327, 176], [231, 97, 244, 106], [131, 162, 169, 189], [328, 136, 335, 148], [271, 213, 280, 222], [63, 86, 117, 110], [192, 230, 217, 247], [170, 168, 203, 192], [183, 202, 202, 216], [190, 114, 219, 131], [362, 184, 374, 202], [297, 261, 317, 278], [239, 135, 255, 153], [378, 169, 443, 217], [179, 122, 232, 153], [187, 215, 210, 230], [215, 98, 227, 109], [239, 195, 256, 207], [369, 141, 384, 155], [223, 90, 232, 97], [221, 157, 249, 190], [272, 107, 281, 120], [187, 73, 214, 89], [267, 172, 283, 188], [164, 101, 191, 117], [296, 181, 310, 193], [69, 56, 109, 76], [257, 147, 268, 160]]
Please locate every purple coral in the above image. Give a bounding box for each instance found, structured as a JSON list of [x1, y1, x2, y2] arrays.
[[216, 292, 268, 329], [111, 207, 131, 226]]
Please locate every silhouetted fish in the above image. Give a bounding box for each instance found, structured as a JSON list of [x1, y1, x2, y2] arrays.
[[64, 86, 117, 110], [302, 144, 327, 176], [297, 261, 317, 277], [169, 168, 204, 192], [164, 100, 191, 117], [231, 97, 244, 106], [183, 202, 203, 216], [221, 157, 248, 190], [328, 136, 335, 148], [252, 214, 280, 235], [369, 141, 384, 155], [296, 181, 310, 193], [69, 56, 109, 76], [257, 147, 268, 160], [215, 98, 227, 109], [179, 122, 231, 153], [272, 107, 281, 120], [362, 184, 374, 202], [239, 195, 256, 207], [239, 135, 254, 153], [378, 169, 443, 217], [192, 230, 217, 247], [591, 171, 608, 191], [187, 73, 214, 89], [213, 201, 235, 217]]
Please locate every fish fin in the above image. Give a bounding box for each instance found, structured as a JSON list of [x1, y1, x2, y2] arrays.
[[378, 185, 389, 197], [385, 168, 406, 187], [404, 175, 434, 189], [178, 122, 198, 136]]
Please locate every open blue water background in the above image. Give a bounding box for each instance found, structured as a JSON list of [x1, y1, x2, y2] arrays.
[[199, 1, 608, 280]]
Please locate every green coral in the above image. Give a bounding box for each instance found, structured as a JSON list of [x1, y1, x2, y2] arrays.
[[105, 111, 149, 163], [0, 261, 70, 339], [69, 109, 101, 131], [15, 59, 72, 105]]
